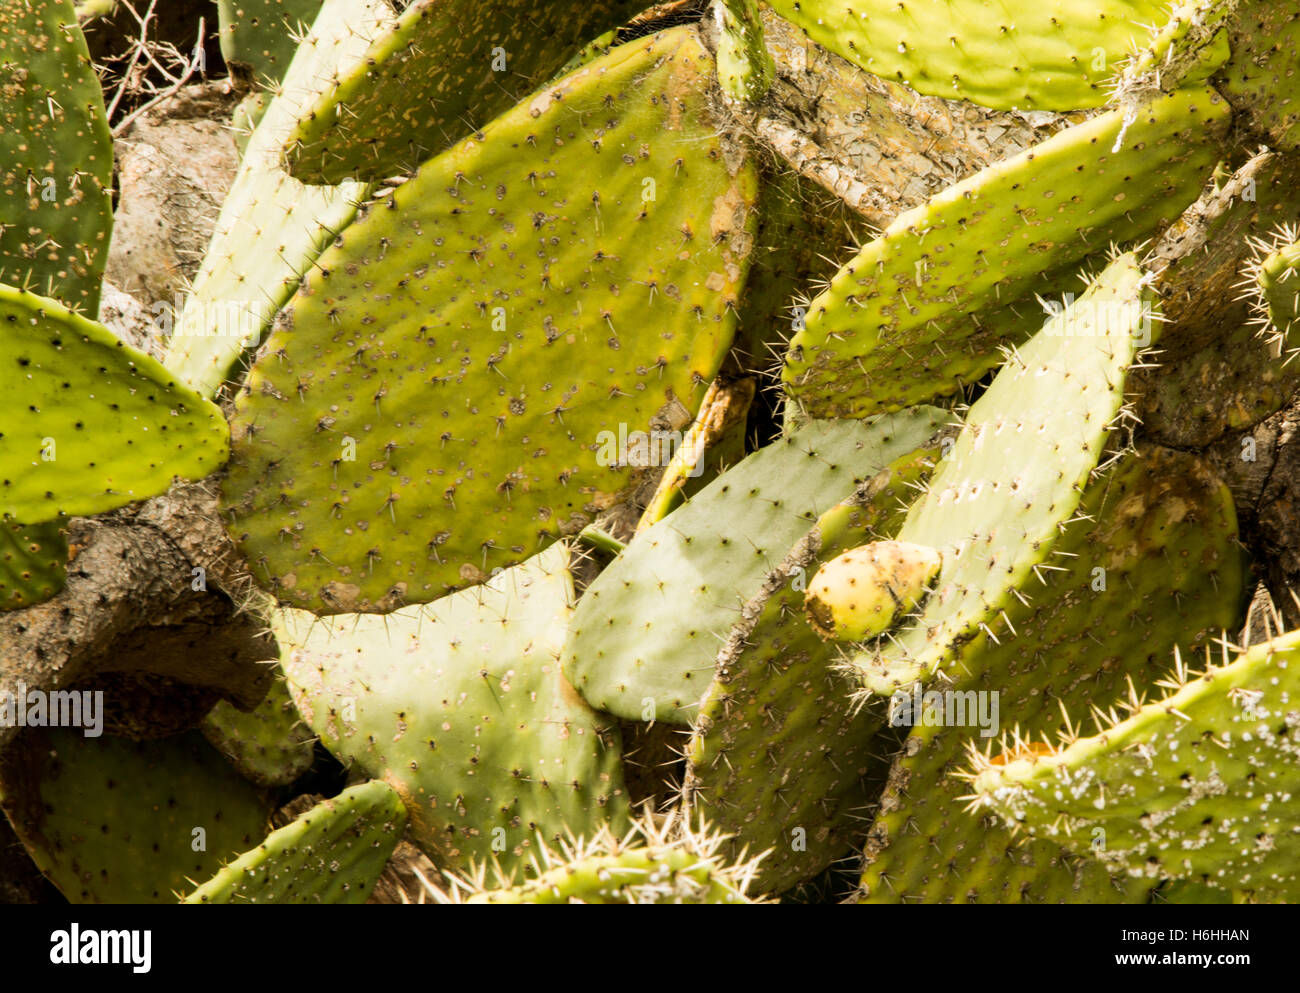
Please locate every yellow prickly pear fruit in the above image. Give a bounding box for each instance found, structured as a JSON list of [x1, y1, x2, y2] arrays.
[[804, 541, 942, 642]]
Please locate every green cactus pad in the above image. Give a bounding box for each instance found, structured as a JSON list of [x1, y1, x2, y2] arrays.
[[1115, 0, 1233, 96], [164, 0, 396, 398], [0, 0, 113, 315], [849, 254, 1155, 696], [0, 520, 66, 611], [0, 728, 270, 904], [425, 809, 764, 903], [200, 670, 316, 788], [685, 442, 946, 894], [715, 0, 774, 103], [217, 0, 328, 89], [281, 0, 653, 185], [469, 847, 753, 904], [762, 0, 1171, 110], [1249, 231, 1300, 362], [224, 26, 759, 615], [858, 444, 1246, 902], [183, 780, 405, 903], [278, 545, 630, 879], [971, 629, 1300, 895], [782, 86, 1229, 420], [563, 408, 948, 726], [1216, 0, 1300, 151], [0, 284, 229, 524]]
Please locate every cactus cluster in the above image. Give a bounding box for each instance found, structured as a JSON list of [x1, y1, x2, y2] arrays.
[[6, 0, 1300, 907]]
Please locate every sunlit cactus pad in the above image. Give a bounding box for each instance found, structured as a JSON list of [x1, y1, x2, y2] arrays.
[[224, 26, 759, 614]]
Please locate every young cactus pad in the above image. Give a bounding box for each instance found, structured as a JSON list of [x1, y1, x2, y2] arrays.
[[0, 284, 229, 524], [562, 408, 948, 725], [183, 781, 406, 904], [848, 253, 1156, 696], [762, 0, 1172, 111], [277, 545, 630, 878], [969, 630, 1300, 896], [223, 27, 760, 615], [281, 0, 654, 184], [781, 86, 1228, 419], [804, 540, 942, 642]]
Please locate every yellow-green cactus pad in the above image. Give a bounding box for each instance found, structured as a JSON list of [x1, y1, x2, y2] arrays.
[[782, 86, 1228, 419], [0, 284, 229, 524], [224, 27, 759, 614], [282, 0, 655, 184]]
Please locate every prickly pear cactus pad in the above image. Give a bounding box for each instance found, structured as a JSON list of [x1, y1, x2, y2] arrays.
[[0, 520, 66, 611], [0, 728, 270, 904], [762, 0, 1171, 110], [685, 442, 946, 894], [423, 808, 766, 903], [217, 0, 328, 89], [0, 284, 229, 523], [277, 546, 630, 878], [847, 254, 1155, 697], [165, 0, 396, 398], [282, 0, 653, 184], [858, 444, 1245, 903], [0, 0, 113, 315], [563, 408, 948, 725], [969, 629, 1300, 896], [224, 27, 760, 615], [1246, 226, 1300, 362], [1216, 0, 1300, 151], [782, 86, 1229, 419], [200, 669, 317, 788], [183, 781, 405, 904]]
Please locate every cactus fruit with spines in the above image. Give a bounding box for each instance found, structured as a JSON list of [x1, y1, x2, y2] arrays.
[[562, 409, 948, 725], [10, 0, 1300, 907], [804, 540, 942, 642], [684, 440, 949, 893]]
